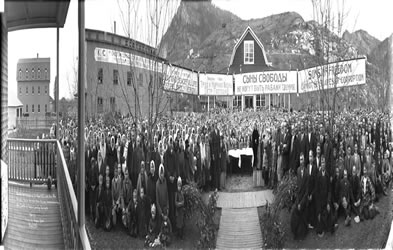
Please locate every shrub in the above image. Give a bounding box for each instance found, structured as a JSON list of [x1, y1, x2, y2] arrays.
[[182, 182, 219, 249], [261, 172, 298, 248]]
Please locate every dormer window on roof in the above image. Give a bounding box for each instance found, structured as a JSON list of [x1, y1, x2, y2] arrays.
[[244, 40, 254, 64]]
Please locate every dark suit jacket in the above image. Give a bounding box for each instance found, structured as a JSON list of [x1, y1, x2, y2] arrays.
[[289, 134, 299, 172], [316, 171, 330, 215], [281, 132, 291, 172], [126, 141, 134, 178], [305, 163, 318, 199], [296, 166, 308, 210]]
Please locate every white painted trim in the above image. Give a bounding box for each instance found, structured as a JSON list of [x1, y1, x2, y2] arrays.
[[244, 40, 254, 65], [229, 26, 270, 67]]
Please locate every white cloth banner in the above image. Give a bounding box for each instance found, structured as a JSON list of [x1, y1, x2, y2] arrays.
[[94, 47, 163, 72], [298, 57, 366, 93], [199, 73, 233, 96], [235, 71, 297, 95], [228, 148, 254, 168], [164, 65, 198, 95]]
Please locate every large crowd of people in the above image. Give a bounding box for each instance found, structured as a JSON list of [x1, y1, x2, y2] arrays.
[[57, 107, 392, 244]]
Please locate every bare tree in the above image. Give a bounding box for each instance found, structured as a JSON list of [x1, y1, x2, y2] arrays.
[[308, 0, 359, 131], [112, 0, 191, 141]]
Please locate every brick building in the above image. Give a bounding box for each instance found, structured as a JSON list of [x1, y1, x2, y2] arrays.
[[17, 57, 51, 117]]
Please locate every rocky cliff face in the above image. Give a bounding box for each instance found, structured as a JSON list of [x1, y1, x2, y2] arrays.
[[160, 1, 391, 109]]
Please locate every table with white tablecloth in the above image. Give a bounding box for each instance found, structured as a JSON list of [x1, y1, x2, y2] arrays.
[[228, 148, 254, 168]]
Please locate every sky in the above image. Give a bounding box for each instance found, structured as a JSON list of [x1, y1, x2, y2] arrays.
[[7, 0, 393, 102]]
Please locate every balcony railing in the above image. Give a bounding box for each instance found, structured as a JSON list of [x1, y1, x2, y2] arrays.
[[56, 140, 91, 250], [7, 138, 57, 184], [7, 138, 91, 249]]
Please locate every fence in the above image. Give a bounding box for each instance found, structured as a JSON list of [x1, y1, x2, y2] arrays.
[[16, 117, 56, 129], [7, 138, 57, 184], [56, 140, 91, 249], [7, 138, 91, 249]]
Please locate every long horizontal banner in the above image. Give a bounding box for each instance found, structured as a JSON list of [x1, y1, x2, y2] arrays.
[[298, 58, 366, 93], [235, 71, 297, 95], [94, 47, 163, 73], [164, 65, 198, 95], [199, 74, 233, 96]]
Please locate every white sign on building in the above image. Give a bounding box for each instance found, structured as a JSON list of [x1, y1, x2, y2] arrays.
[[298, 57, 366, 93], [94, 47, 163, 73], [164, 65, 198, 95], [199, 73, 233, 96], [234, 71, 297, 95]]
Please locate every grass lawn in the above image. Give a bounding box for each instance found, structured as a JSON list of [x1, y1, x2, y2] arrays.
[[258, 189, 393, 249], [86, 192, 221, 250]]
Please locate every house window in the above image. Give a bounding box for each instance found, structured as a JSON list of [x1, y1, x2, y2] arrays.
[[19, 69, 22, 79], [26, 104, 28, 113], [45, 104, 48, 113], [113, 70, 119, 85], [44, 68, 48, 79], [45, 85, 48, 94], [32, 86, 34, 94], [110, 97, 116, 112], [233, 96, 242, 107], [38, 68, 41, 79], [256, 95, 266, 107], [32, 104, 35, 113], [244, 40, 254, 64], [19, 87, 22, 95], [32, 68, 35, 79], [127, 71, 133, 86], [26, 69, 29, 79], [38, 104, 40, 113], [97, 97, 103, 113], [26, 86, 28, 94], [98, 68, 103, 84], [38, 86, 40, 94]]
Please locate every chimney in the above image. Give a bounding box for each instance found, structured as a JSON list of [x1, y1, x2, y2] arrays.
[[114, 21, 116, 34], [37, 53, 39, 58]]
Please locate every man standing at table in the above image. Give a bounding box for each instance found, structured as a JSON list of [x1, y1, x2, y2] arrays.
[[211, 123, 220, 190], [252, 122, 259, 168]]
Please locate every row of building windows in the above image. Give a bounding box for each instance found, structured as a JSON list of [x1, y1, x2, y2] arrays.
[[97, 96, 116, 113], [25, 104, 48, 113], [232, 95, 266, 107], [19, 68, 49, 80], [97, 68, 161, 86], [19, 85, 48, 95]]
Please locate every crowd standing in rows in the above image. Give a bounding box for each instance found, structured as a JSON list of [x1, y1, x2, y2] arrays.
[[58, 107, 392, 243]]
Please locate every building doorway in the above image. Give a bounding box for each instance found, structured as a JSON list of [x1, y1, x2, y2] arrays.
[[245, 96, 253, 109]]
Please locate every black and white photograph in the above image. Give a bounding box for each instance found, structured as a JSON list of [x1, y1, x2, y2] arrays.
[[1, 0, 393, 249]]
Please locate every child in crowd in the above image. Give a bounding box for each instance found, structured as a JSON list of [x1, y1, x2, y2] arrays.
[[138, 186, 149, 238], [112, 164, 123, 227], [145, 204, 160, 247], [159, 208, 172, 247], [122, 169, 133, 230], [95, 174, 105, 228], [104, 175, 113, 231], [175, 176, 185, 239], [128, 189, 138, 237]]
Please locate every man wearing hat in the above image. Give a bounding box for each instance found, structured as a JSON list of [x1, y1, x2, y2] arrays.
[[164, 136, 178, 229]]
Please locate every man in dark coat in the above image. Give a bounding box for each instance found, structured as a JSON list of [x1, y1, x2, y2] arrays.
[[132, 135, 145, 190], [299, 122, 308, 166], [291, 152, 308, 240], [281, 122, 291, 176], [316, 156, 334, 236], [289, 125, 299, 173], [164, 137, 178, 231], [252, 123, 259, 168], [211, 124, 220, 190], [107, 136, 118, 180], [305, 149, 318, 229], [339, 169, 354, 226]]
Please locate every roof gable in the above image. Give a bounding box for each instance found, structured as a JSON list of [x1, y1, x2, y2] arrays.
[[229, 26, 271, 67]]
